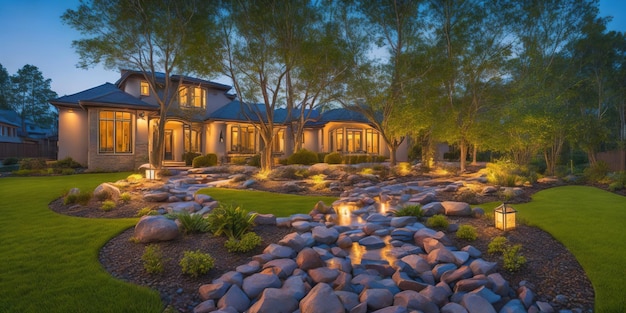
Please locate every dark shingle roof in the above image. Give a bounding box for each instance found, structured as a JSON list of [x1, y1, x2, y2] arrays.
[[209, 101, 323, 123], [306, 108, 372, 126], [117, 70, 232, 91], [0, 109, 21, 127], [49, 83, 158, 110]]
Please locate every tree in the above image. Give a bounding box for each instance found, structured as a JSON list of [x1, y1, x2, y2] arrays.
[[0, 63, 11, 110], [62, 0, 222, 169], [10, 65, 57, 134]]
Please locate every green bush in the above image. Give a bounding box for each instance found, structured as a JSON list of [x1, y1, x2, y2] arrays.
[[183, 152, 201, 166], [136, 207, 159, 217], [608, 181, 624, 191], [180, 250, 215, 277], [503, 244, 526, 272], [64, 190, 92, 205], [142, 244, 165, 274], [2, 157, 19, 165], [231, 157, 248, 165], [207, 203, 257, 240], [583, 161, 610, 183], [454, 190, 478, 204], [324, 152, 343, 164], [120, 192, 132, 203], [175, 211, 210, 234], [53, 157, 82, 168], [488, 236, 508, 254], [224, 231, 262, 253], [61, 168, 75, 175], [456, 225, 477, 241], [287, 149, 318, 165], [192, 154, 218, 168], [426, 214, 449, 230], [19, 158, 47, 170], [393, 204, 423, 219], [100, 200, 116, 211], [248, 154, 261, 167]]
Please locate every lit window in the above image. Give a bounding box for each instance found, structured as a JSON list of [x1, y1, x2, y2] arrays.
[[140, 81, 150, 96], [273, 129, 285, 153], [99, 111, 132, 154], [179, 86, 206, 108], [346, 129, 362, 152], [184, 127, 200, 153], [366, 129, 379, 154], [230, 125, 256, 153]]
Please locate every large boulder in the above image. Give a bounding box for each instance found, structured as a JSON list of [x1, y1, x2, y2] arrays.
[[133, 215, 179, 243], [247, 288, 299, 313], [299, 283, 345, 313], [93, 182, 120, 200], [441, 201, 472, 216]]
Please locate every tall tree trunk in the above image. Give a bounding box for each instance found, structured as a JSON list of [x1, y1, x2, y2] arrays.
[[471, 144, 478, 165], [459, 140, 468, 173]]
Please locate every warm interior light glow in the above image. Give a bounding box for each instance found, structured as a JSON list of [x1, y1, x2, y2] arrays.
[[145, 169, 158, 180]]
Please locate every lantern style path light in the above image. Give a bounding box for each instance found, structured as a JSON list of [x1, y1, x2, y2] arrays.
[[494, 203, 517, 230]]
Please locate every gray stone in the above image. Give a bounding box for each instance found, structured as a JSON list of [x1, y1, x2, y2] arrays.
[[469, 258, 497, 275], [296, 247, 325, 270], [242, 179, 256, 188], [278, 232, 309, 251], [460, 293, 496, 313], [335, 290, 360, 311], [263, 243, 295, 259], [469, 286, 501, 304], [326, 257, 353, 273], [441, 302, 468, 313], [262, 258, 297, 279], [143, 191, 170, 202], [498, 299, 526, 313], [427, 247, 457, 265], [442, 201, 472, 216], [214, 271, 243, 286], [166, 201, 201, 214], [254, 213, 276, 225], [455, 277, 489, 293], [419, 285, 450, 307], [359, 235, 386, 249], [517, 286, 535, 308], [300, 283, 345, 313], [360, 288, 394, 311], [452, 251, 470, 265], [93, 182, 120, 200], [461, 245, 482, 258], [199, 281, 230, 301], [421, 202, 445, 216], [133, 215, 179, 243], [535, 301, 554, 313], [392, 270, 428, 292], [235, 261, 260, 275], [393, 290, 438, 313], [312, 226, 339, 244], [336, 234, 354, 248], [282, 276, 307, 300], [217, 284, 250, 312], [441, 265, 473, 285], [308, 267, 340, 284], [390, 216, 417, 228], [432, 263, 458, 280], [293, 220, 313, 232], [247, 287, 299, 313], [193, 300, 216, 313], [242, 273, 282, 299], [471, 207, 485, 218], [423, 237, 445, 253], [363, 222, 384, 235], [194, 193, 213, 204], [400, 254, 431, 274], [371, 306, 408, 313], [487, 273, 510, 297]]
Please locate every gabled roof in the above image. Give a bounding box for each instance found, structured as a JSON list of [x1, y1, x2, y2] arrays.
[[306, 108, 372, 126], [49, 83, 158, 110], [209, 101, 324, 124], [117, 70, 232, 91]]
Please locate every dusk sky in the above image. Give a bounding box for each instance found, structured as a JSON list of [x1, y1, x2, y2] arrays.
[[1, 0, 625, 98]]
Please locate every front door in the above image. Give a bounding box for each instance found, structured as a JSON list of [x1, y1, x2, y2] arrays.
[[164, 129, 173, 160]]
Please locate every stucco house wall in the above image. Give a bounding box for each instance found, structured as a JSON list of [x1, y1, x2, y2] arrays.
[[57, 107, 88, 166]]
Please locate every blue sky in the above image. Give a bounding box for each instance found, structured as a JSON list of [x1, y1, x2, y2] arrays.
[[0, 0, 625, 97]]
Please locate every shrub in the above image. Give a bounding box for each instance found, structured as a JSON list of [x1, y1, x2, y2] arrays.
[[136, 207, 159, 217], [175, 211, 210, 234], [248, 154, 261, 167], [61, 168, 75, 175], [224, 232, 262, 253], [193, 154, 218, 168], [120, 192, 132, 203], [100, 200, 116, 211], [287, 149, 318, 165], [393, 204, 423, 219], [503, 244, 526, 272], [269, 165, 309, 180], [231, 157, 248, 165], [456, 225, 477, 241], [19, 158, 47, 170], [324, 152, 343, 164], [180, 250, 215, 277], [583, 161, 610, 183], [426, 214, 449, 230], [454, 190, 478, 204], [53, 157, 82, 168], [608, 181, 624, 191], [183, 152, 201, 166], [64, 190, 92, 205], [142, 244, 165, 274], [207, 203, 257, 240], [488, 236, 508, 254], [2, 157, 19, 165]]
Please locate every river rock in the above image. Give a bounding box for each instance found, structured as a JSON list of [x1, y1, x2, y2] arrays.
[[299, 283, 344, 313], [133, 215, 179, 243]]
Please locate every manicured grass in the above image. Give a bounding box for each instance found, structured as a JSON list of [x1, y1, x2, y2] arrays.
[[480, 186, 626, 313], [0, 173, 162, 313], [198, 187, 338, 217]]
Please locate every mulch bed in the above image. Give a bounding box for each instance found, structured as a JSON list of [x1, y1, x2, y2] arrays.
[[48, 178, 596, 312]]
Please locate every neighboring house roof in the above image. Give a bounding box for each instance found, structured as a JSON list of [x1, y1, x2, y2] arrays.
[[0, 109, 56, 139], [0, 109, 21, 127], [50, 83, 158, 110], [117, 70, 233, 91]]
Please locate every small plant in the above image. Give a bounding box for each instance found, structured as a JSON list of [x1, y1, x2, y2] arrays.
[[426, 214, 449, 230], [183, 152, 201, 166], [53, 157, 82, 168], [100, 200, 116, 211], [287, 149, 318, 165], [224, 231, 262, 253], [456, 225, 477, 241], [136, 207, 159, 217], [192, 154, 218, 168], [126, 173, 144, 182], [455, 190, 478, 204], [120, 192, 132, 203], [207, 203, 257, 240], [176, 211, 210, 234], [142, 244, 165, 274], [503, 244, 527, 272], [393, 204, 423, 219], [61, 168, 75, 175], [180, 250, 215, 277], [19, 158, 47, 170], [64, 190, 92, 205], [488, 236, 508, 254], [608, 181, 624, 191]]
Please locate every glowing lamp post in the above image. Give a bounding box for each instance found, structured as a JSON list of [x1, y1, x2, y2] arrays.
[[494, 203, 517, 231]]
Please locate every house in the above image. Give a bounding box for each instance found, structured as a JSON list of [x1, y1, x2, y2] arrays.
[[0, 109, 57, 159], [50, 70, 407, 171]]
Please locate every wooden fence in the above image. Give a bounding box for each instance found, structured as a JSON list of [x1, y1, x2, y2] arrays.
[[597, 150, 626, 172], [0, 140, 57, 160]]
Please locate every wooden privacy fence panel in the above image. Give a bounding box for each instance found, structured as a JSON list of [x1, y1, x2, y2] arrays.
[[597, 150, 626, 172], [0, 141, 57, 160]]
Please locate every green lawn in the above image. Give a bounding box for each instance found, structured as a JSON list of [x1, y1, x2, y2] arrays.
[[481, 186, 626, 313], [0, 173, 162, 313], [197, 187, 338, 217]]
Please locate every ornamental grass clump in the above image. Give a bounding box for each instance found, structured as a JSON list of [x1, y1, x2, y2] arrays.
[[456, 225, 477, 241], [207, 203, 257, 240], [175, 211, 210, 234], [180, 250, 214, 277], [488, 236, 508, 254], [393, 204, 423, 219], [63, 190, 92, 205], [426, 214, 449, 230], [142, 244, 165, 274], [503, 244, 527, 272], [100, 200, 116, 211]]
